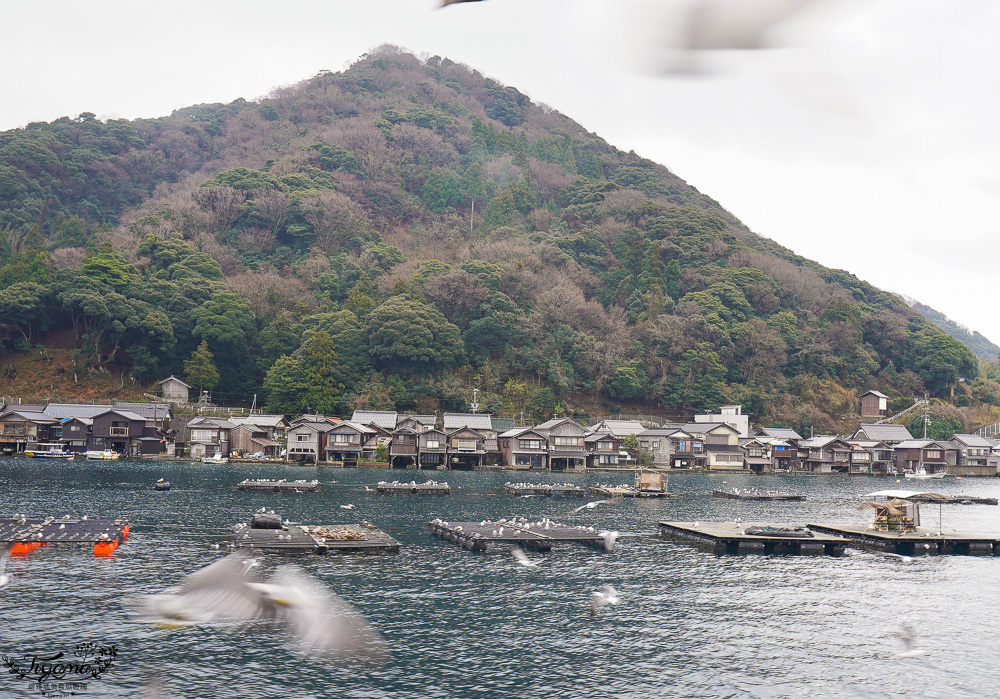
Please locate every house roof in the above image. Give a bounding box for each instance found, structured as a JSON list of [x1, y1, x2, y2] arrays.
[[853, 424, 913, 442], [950, 433, 993, 448], [158, 375, 192, 388], [229, 415, 288, 428], [895, 439, 953, 449], [499, 427, 531, 438], [95, 409, 147, 421], [41, 404, 113, 419], [589, 419, 646, 436], [112, 402, 171, 419], [186, 416, 237, 429], [443, 413, 493, 430], [2, 410, 57, 423], [758, 427, 803, 440], [798, 435, 843, 448], [61, 417, 93, 426], [351, 410, 398, 429], [534, 417, 587, 433], [862, 390, 889, 398], [585, 432, 619, 443], [333, 421, 377, 434], [399, 414, 436, 426]]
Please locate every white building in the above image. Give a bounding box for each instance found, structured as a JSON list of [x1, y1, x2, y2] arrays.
[[694, 405, 749, 438]]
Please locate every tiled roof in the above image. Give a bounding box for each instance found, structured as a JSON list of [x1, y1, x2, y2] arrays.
[[351, 410, 398, 429], [41, 404, 113, 419], [951, 433, 993, 448], [853, 424, 913, 442], [229, 415, 287, 428], [443, 413, 493, 430], [862, 390, 889, 398], [590, 420, 646, 436], [112, 402, 171, 419], [758, 427, 803, 440], [158, 375, 192, 387]]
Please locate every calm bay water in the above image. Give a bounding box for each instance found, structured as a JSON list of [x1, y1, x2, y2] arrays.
[[1, 458, 999, 698]]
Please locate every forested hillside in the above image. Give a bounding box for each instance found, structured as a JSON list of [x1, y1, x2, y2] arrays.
[[1, 46, 997, 433]]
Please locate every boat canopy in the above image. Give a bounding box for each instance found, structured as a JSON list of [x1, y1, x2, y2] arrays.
[[862, 490, 947, 499]]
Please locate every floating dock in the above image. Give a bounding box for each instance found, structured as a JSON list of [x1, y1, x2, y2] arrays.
[[905, 494, 997, 506], [591, 485, 669, 499], [712, 489, 806, 502], [376, 480, 451, 495], [428, 518, 609, 552], [807, 523, 1000, 555], [0, 516, 129, 556], [235, 479, 320, 493], [503, 482, 586, 497], [658, 521, 847, 555], [229, 515, 400, 553]]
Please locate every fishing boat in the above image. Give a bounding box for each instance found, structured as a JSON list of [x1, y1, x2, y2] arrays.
[[201, 451, 229, 464], [905, 467, 947, 479], [24, 443, 74, 459], [85, 449, 120, 460]]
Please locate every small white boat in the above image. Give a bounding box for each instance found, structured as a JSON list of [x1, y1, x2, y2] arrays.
[[85, 449, 120, 460], [24, 444, 74, 459], [201, 451, 229, 464], [905, 467, 947, 479]]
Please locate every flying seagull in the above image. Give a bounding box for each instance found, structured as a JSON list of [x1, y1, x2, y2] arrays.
[[128, 553, 387, 665], [0, 547, 10, 590], [511, 547, 543, 568], [893, 622, 927, 659], [569, 497, 623, 515], [598, 530, 619, 554], [340, 504, 355, 510], [590, 584, 620, 618]]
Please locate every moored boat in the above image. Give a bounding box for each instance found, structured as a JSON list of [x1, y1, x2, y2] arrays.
[[24, 443, 74, 459], [201, 451, 229, 464], [905, 467, 947, 479], [85, 449, 120, 460]]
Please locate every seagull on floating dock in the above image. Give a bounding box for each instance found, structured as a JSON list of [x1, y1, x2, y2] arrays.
[[511, 547, 543, 568], [590, 584, 620, 618], [127, 553, 387, 665], [569, 498, 623, 515]]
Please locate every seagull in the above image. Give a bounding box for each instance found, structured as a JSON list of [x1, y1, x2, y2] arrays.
[[590, 584, 620, 618], [893, 622, 927, 659], [598, 530, 619, 554], [569, 498, 623, 515], [511, 547, 543, 568], [127, 553, 388, 665], [340, 504, 355, 510], [0, 547, 10, 590]]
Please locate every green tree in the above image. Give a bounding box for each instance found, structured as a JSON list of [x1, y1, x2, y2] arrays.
[[184, 340, 220, 396], [366, 296, 464, 372]]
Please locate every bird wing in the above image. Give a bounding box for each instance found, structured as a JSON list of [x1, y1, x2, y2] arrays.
[[512, 547, 532, 565], [0, 548, 8, 576], [268, 566, 389, 666]]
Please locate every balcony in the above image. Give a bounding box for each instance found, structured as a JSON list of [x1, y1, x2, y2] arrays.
[[391, 445, 417, 455], [110, 427, 130, 437]]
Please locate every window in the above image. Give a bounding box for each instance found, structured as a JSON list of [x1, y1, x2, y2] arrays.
[[650, 440, 660, 451], [519, 439, 542, 450], [296, 434, 309, 442], [597, 441, 614, 451], [70, 425, 81, 432], [554, 436, 577, 447], [426, 439, 440, 449], [925, 450, 942, 459], [640, 441, 649, 448], [598, 454, 618, 464], [456, 438, 476, 450], [333, 434, 354, 445]]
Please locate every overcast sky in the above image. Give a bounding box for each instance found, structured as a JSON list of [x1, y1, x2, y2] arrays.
[[3, 0, 998, 345]]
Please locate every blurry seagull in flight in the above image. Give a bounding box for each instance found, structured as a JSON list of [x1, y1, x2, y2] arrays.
[[511, 547, 543, 568], [0, 547, 10, 590], [569, 497, 623, 515], [128, 553, 388, 665], [590, 584, 620, 618]]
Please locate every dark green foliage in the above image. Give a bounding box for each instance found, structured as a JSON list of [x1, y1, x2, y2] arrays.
[[205, 168, 284, 192], [366, 296, 464, 372], [310, 143, 363, 177]]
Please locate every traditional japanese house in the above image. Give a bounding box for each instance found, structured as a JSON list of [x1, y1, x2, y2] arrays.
[[637, 427, 679, 469], [389, 426, 419, 469], [851, 423, 913, 445], [847, 440, 895, 475], [417, 428, 448, 469], [59, 417, 92, 453], [859, 390, 889, 419], [326, 421, 377, 465], [351, 410, 398, 431], [589, 419, 646, 439], [397, 414, 437, 432], [499, 427, 548, 469], [285, 416, 333, 464], [757, 427, 804, 441], [740, 438, 773, 474], [158, 375, 192, 403], [893, 440, 958, 475], [534, 418, 588, 471], [444, 413, 499, 465], [0, 409, 54, 453], [230, 424, 280, 458], [88, 408, 163, 456], [585, 432, 622, 468], [678, 422, 740, 470], [796, 435, 854, 473], [442, 426, 485, 470], [185, 416, 237, 458], [948, 434, 996, 476], [229, 415, 288, 443]]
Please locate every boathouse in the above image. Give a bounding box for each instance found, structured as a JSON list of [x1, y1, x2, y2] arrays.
[[499, 427, 549, 469], [534, 418, 589, 471]]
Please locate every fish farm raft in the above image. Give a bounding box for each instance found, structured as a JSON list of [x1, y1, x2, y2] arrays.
[[376, 480, 451, 495], [503, 483, 587, 497], [658, 521, 848, 556], [712, 489, 806, 502], [429, 517, 611, 552], [228, 513, 400, 553], [0, 516, 129, 556], [236, 479, 320, 493]]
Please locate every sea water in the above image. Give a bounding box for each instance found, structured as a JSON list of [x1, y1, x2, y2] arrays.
[[0, 458, 998, 698]]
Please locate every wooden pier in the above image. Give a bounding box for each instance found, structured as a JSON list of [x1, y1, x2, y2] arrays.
[[428, 518, 610, 552], [658, 521, 847, 555], [807, 523, 1000, 555], [503, 482, 586, 497], [376, 480, 451, 495], [229, 516, 400, 554], [235, 479, 320, 493], [712, 489, 806, 502], [0, 516, 129, 556]]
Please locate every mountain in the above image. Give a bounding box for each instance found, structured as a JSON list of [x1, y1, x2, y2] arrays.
[[897, 295, 999, 363], [0, 46, 996, 434]]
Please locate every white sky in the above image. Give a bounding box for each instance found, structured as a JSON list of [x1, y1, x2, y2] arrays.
[[2, 0, 998, 345]]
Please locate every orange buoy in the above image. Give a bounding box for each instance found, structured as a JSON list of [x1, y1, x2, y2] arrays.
[[94, 541, 116, 557], [121, 525, 129, 540], [9, 542, 34, 556]]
